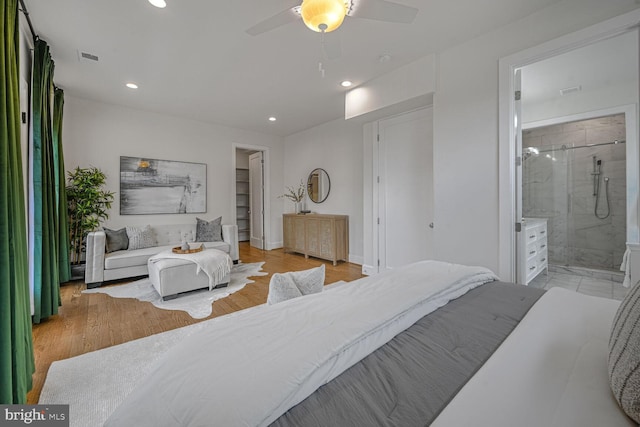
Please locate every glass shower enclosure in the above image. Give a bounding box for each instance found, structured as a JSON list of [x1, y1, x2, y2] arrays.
[[522, 114, 626, 273]]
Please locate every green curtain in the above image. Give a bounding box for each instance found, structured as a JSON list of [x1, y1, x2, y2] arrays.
[[53, 89, 70, 283], [32, 38, 61, 323], [0, 0, 35, 403]]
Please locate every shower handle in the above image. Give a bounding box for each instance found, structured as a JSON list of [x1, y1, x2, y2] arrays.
[[592, 158, 602, 196]]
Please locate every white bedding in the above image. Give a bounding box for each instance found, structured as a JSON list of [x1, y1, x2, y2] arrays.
[[432, 287, 634, 427], [105, 260, 497, 426]]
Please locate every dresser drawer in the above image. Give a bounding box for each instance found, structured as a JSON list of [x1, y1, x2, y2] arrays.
[[525, 260, 539, 283], [525, 227, 539, 245], [537, 238, 547, 253], [537, 249, 548, 269], [525, 241, 538, 261], [537, 226, 547, 240]]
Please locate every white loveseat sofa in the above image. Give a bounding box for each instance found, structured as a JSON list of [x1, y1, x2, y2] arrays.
[[84, 223, 239, 288]]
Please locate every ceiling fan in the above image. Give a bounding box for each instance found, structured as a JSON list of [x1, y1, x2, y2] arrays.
[[246, 0, 419, 37]]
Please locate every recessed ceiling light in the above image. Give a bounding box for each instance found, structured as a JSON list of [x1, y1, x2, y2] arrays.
[[340, 80, 352, 88], [268, 117, 277, 122], [148, 0, 166, 8], [126, 83, 138, 89]]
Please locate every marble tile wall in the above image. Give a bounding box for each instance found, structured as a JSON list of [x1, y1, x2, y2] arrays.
[[522, 114, 626, 271]]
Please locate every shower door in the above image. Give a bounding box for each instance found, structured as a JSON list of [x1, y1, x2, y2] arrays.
[[522, 114, 627, 272], [522, 142, 570, 268]]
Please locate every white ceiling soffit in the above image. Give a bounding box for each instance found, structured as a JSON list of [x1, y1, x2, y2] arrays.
[[26, 0, 564, 137]]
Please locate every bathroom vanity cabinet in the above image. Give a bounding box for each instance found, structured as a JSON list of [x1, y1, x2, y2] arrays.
[[519, 218, 549, 285]]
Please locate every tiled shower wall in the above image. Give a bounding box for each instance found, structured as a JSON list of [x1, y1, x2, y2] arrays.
[[522, 114, 626, 271]]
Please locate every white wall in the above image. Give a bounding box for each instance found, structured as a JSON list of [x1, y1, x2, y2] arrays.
[[523, 82, 638, 125], [62, 96, 285, 249], [521, 30, 638, 124], [283, 117, 364, 264], [432, 0, 640, 274]]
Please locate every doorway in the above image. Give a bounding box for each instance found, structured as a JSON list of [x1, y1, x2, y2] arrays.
[[498, 13, 640, 283], [249, 152, 264, 249], [376, 107, 434, 271], [234, 146, 268, 250]]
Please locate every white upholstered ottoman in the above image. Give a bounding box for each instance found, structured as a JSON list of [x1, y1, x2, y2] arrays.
[[147, 249, 233, 301]]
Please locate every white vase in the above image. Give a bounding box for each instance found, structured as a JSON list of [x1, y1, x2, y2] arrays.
[[294, 201, 301, 214]]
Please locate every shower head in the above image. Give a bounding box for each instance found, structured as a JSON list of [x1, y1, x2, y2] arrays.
[[523, 147, 539, 161]]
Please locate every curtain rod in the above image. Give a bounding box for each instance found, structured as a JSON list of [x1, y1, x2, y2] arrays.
[[18, 0, 37, 41]]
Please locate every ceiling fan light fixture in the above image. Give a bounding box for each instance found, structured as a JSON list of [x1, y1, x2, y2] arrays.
[[148, 0, 167, 8], [300, 0, 348, 33]]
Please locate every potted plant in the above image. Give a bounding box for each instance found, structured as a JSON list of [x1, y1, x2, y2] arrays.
[[279, 180, 306, 213], [66, 166, 115, 278]]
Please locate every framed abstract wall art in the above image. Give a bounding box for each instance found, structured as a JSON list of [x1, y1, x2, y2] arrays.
[[119, 156, 206, 214]]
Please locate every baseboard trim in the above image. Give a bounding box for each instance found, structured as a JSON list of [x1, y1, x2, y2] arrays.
[[267, 241, 283, 251], [349, 255, 363, 265], [361, 265, 377, 276]]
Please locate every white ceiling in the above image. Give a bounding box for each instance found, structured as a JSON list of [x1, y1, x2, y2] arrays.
[[25, 0, 564, 137]]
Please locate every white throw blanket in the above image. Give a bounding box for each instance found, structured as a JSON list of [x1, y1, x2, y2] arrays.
[[148, 248, 232, 290], [105, 260, 498, 427], [620, 246, 631, 288]]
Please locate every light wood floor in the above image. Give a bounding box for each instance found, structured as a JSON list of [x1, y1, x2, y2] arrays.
[[27, 242, 364, 404]]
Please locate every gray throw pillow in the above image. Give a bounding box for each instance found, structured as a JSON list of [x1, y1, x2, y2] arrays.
[[608, 279, 640, 423], [104, 227, 128, 253], [267, 264, 325, 305], [125, 225, 156, 250], [196, 217, 222, 242]]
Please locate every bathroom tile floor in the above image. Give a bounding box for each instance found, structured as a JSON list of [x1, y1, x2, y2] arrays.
[[529, 270, 629, 301]]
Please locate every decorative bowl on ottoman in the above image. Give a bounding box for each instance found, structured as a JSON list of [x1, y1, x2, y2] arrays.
[[172, 244, 204, 254]]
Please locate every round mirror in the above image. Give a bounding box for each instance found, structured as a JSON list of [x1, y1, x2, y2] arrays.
[[307, 168, 331, 203]]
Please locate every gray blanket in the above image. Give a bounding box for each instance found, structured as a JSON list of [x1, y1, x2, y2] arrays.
[[270, 281, 544, 427]]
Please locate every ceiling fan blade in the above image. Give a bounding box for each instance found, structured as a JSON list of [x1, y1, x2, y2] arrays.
[[246, 3, 301, 36], [321, 33, 342, 60], [350, 0, 418, 24]]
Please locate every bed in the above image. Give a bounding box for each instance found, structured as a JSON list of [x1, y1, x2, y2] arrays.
[[103, 260, 639, 426]]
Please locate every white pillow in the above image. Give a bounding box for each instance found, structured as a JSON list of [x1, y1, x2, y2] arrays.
[[126, 225, 156, 250], [267, 265, 325, 305]]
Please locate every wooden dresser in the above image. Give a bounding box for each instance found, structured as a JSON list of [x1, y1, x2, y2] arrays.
[[283, 214, 349, 265]]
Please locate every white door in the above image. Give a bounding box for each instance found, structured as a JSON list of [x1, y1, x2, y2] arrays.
[[378, 107, 434, 270], [249, 152, 264, 249]]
